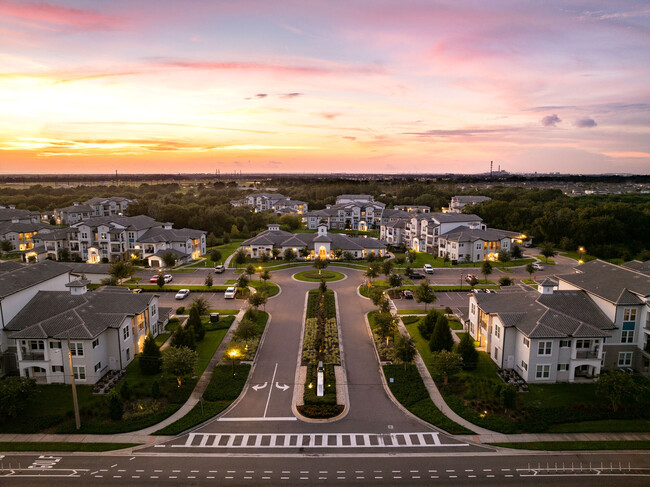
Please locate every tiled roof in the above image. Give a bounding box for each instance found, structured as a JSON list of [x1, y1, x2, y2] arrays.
[[0, 261, 24, 274], [616, 288, 644, 305], [556, 259, 650, 302], [622, 260, 650, 276], [138, 226, 205, 243], [7, 287, 154, 339], [241, 228, 385, 252], [429, 212, 483, 224], [440, 226, 507, 243], [0, 260, 70, 298]]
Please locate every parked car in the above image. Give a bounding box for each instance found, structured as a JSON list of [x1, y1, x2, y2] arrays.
[[485, 289, 496, 293], [164, 274, 173, 283], [224, 286, 236, 299], [466, 274, 479, 285], [411, 272, 425, 279], [472, 289, 485, 293], [132, 288, 142, 294], [402, 290, 414, 299], [175, 289, 190, 300], [149, 275, 159, 283], [214, 264, 225, 273], [423, 264, 434, 274], [532, 263, 544, 270]]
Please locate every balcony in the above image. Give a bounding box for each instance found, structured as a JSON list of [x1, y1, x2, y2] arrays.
[[575, 350, 599, 359], [21, 351, 45, 361]]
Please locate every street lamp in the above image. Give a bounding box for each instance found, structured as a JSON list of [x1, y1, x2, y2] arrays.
[[258, 266, 262, 283], [228, 349, 239, 377]]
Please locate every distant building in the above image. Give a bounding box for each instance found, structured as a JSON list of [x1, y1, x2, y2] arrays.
[[444, 195, 491, 213], [304, 195, 384, 230], [437, 227, 511, 263], [53, 197, 132, 225], [230, 193, 308, 214], [394, 205, 430, 213]]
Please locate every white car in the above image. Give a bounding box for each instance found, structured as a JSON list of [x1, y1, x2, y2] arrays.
[[175, 289, 190, 300], [164, 274, 173, 283], [532, 263, 544, 271], [424, 264, 434, 274], [224, 286, 236, 299]]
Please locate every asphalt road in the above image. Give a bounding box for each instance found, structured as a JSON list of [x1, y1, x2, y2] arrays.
[[4, 254, 645, 486]]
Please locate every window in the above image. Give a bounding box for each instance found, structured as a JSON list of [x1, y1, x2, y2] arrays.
[[521, 360, 528, 371], [557, 363, 569, 372], [73, 366, 86, 380], [471, 303, 476, 315], [49, 341, 62, 349], [94, 362, 102, 373], [29, 340, 44, 350], [523, 337, 530, 347], [560, 340, 570, 348], [618, 352, 633, 367], [92, 338, 99, 349], [621, 330, 635, 343], [51, 366, 64, 373], [126, 348, 131, 361], [494, 325, 501, 339], [151, 304, 157, 316], [536, 364, 551, 379], [623, 308, 637, 322], [70, 342, 83, 357], [123, 326, 130, 340], [538, 341, 552, 356]]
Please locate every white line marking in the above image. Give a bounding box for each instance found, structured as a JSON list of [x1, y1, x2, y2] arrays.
[[263, 363, 278, 418], [218, 417, 297, 422]]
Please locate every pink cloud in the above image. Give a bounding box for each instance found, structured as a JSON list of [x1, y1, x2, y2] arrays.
[[0, 0, 120, 31]]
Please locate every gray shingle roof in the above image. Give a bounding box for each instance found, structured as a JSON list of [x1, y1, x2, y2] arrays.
[[440, 226, 508, 243], [7, 287, 154, 339], [556, 259, 650, 302], [429, 212, 483, 224], [0, 261, 24, 274], [0, 260, 70, 298], [138, 226, 205, 243], [241, 228, 385, 252], [622, 260, 650, 276]]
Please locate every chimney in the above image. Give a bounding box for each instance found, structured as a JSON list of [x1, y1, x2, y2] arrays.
[[539, 279, 557, 295]]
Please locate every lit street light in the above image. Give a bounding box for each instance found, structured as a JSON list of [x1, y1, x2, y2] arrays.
[[229, 348, 239, 377]]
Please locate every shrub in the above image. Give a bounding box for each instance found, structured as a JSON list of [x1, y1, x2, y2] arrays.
[[418, 309, 439, 340], [139, 334, 162, 375], [499, 277, 513, 286], [108, 391, 124, 420], [429, 315, 453, 352], [456, 333, 478, 370], [150, 380, 160, 399], [120, 380, 132, 400], [176, 306, 185, 315], [0, 376, 36, 418], [187, 307, 205, 342]]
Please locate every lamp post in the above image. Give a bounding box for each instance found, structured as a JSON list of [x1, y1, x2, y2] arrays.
[[578, 246, 586, 264], [258, 266, 262, 283], [229, 349, 239, 377]]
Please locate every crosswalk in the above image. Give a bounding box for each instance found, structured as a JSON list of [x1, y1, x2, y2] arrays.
[[171, 432, 468, 449]]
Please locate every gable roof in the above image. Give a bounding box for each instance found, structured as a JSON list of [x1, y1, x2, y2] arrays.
[[0, 260, 70, 299], [622, 260, 650, 276], [428, 212, 483, 224], [241, 228, 385, 252], [556, 259, 650, 302]]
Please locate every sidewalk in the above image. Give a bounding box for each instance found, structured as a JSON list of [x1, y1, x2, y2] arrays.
[[458, 431, 650, 444], [0, 308, 246, 446]]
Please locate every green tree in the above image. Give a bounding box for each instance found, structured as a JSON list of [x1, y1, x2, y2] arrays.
[[541, 243, 557, 263], [233, 248, 247, 268], [236, 274, 249, 291], [374, 311, 397, 346], [404, 265, 413, 278], [596, 371, 637, 412], [318, 279, 328, 293], [162, 250, 177, 268], [260, 252, 270, 263], [0, 376, 36, 418], [170, 325, 196, 350], [299, 248, 311, 260], [511, 245, 523, 260], [206, 232, 218, 248], [57, 247, 70, 261], [191, 296, 209, 316], [414, 281, 436, 311], [498, 276, 513, 286], [0, 240, 13, 256], [388, 273, 403, 288], [456, 333, 478, 370], [108, 390, 124, 420], [342, 251, 354, 261], [525, 262, 536, 279], [156, 273, 165, 290], [204, 273, 213, 289], [245, 263, 256, 277], [430, 350, 462, 385], [369, 287, 385, 307], [407, 251, 417, 263], [139, 334, 162, 374], [365, 265, 378, 283], [260, 269, 271, 284], [313, 257, 329, 275], [209, 249, 222, 263], [366, 252, 377, 263], [418, 309, 439, 340], [187, 306, 205, 341], [333, 248, 343, 260], [163, 346, 198, 387], [380, 260, 394, 278], [108, 261, 134, 285], [429, 314, 453, 352], [392, 334, 417, 370], [248, 291, 267, 311], [283, 248, 296, 262], [498, 251, 511, 263], [234, 318, 258, 342], [272, 248, 281, 260], [481, 260, 493, 283]]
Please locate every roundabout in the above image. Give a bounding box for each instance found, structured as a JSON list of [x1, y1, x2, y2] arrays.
[[293, 269, 346, 282]]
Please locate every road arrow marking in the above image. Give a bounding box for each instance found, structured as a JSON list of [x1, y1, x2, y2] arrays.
[[275, 382, 290, 391], [252, 382, 268, 391]]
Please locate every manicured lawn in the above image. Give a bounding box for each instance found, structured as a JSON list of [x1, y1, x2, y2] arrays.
[[0, 442, 139, 452], [206, 308, 239, 315], [189, 239, 244, 267], [128, 284, 229, 292], [154, 332, 171, 347], [195, 329, 229, 376], [534, 255, 555, 265], [561, 250, 597, 262], [359, 281, 390, 298], [546, 419, 650, 433], [490, 441, 650, 451], [397, 309, 427, 315], [248, 281, 280, 297], [449, 319, 463, 331], [393, 252, 447, 268], [383, 364, 473, 435], [293, 270, 345, 282], [169, 268, 197, 273]]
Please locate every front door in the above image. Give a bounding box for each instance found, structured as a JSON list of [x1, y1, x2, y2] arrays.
[[507, 355, 514, 369]]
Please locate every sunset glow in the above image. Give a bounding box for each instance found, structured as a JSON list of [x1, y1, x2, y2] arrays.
[[0, 0, 649, 174]]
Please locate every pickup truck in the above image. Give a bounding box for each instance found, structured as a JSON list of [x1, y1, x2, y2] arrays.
[[214, 264, 225, 273]]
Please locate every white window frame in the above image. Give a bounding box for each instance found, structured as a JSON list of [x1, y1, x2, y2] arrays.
[[92, 338, 99, 349], [49, 341, 62, 349], [536, 364, 551, 379], [557, 363, 569, 372], [123, 326, 130, 340], [621, 330, 635, 344], [559, 340, 570, 348], [521, 360, 528, 371], [51, 365, 64, 373], [618, 352, 633, 367], [94, 362, 102, 373], [523, 337, 530, 347], [537, 341, 552, 356], [494, 325, 500, 339], [623, 308, 637, 322], [70, 342, 84, 357], [73, 366, 86, 380]]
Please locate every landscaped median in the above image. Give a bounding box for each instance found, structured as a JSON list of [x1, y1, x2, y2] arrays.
[[296, 288, 345, 419], [293, 270, 345, 282]]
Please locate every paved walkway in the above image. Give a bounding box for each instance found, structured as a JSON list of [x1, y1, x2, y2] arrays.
[[459, 432, 650, 444]]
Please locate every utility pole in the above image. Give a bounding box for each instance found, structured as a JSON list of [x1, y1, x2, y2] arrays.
[[67, 334, 81, 430]]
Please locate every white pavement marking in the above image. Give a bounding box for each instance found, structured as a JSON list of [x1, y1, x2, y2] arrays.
[[218, 417, 297, 421], [263, 363, 278, 418], [252, 382, 268, 391], [173, 431, 469, 449]]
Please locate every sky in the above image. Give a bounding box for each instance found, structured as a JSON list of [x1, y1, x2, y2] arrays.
[[0, 0, 649, 175]]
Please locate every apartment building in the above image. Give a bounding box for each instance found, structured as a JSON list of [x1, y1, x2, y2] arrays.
[[231, 193, 308, 214], [437, 227, 511, 263], [304, 195, 385, 230], [445, 195, 492, 213], [53, 197, 132, 225]]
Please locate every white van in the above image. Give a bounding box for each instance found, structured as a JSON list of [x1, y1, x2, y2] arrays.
[[224, 286, 236, 299], [424, 264, 434, 274]]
